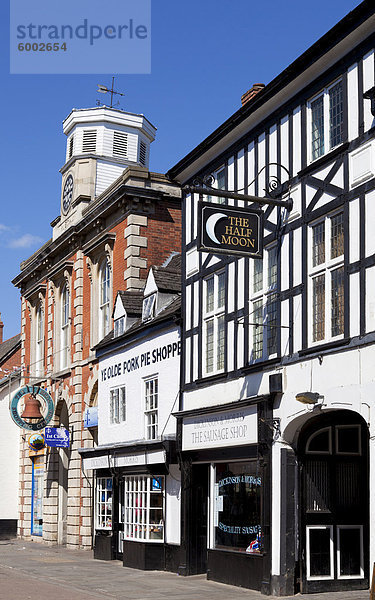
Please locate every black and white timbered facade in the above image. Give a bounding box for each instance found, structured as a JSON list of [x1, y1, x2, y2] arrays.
[[168, 2, 375, 595]]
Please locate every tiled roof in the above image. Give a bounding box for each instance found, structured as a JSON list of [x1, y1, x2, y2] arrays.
[[152, 253, 181, 293], [0, 334, 21, 365], [117, 291, 143, 316]]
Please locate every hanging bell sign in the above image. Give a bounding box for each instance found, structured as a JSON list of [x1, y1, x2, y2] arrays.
[[10, 385, 54, 431]]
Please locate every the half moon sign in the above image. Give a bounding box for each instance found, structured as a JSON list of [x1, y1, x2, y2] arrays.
[[205, 212, 227, 245]]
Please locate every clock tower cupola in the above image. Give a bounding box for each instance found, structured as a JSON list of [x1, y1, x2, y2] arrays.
[[53, 106, 157, 239]]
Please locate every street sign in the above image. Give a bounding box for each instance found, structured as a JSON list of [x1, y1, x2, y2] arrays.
[[199, 201, 263, 258], [45, 427, 70, 448]]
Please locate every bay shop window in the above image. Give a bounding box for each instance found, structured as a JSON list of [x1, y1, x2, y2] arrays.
[[96, 477, 113, 530], [210, 461, 262, 553], [124, 476, 164, 542]]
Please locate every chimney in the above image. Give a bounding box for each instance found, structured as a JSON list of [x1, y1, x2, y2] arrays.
[[241, 83, 265, 107], [0, 314, 3, 344]]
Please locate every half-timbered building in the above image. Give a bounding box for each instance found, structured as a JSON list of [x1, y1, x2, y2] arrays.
[[167, 1, 375, 594]]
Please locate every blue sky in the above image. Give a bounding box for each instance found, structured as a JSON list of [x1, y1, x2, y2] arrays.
[[0, 0, 361, 339]]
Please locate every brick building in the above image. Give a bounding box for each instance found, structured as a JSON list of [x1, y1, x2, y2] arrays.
[[12, 106, 181, 548]]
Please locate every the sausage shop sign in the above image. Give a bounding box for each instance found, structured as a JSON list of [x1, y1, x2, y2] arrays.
[[199, 201, 263, 258]]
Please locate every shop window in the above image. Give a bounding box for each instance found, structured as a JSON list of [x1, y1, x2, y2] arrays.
[[110, 386, 126, 424], [308, 80, 343, 162], [144, 376, 158, 440], [204, 271, 225, 375], [124, 475, 164, 542], [309, 212, 344, 344], [96, 477, 113, 530], [212, 461, 262, 553]]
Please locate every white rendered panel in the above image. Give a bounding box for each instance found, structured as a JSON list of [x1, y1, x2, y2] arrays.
[[281, 233, 289, 292], [237, 258, 245, 310], [366, 266, 375, 333], [293, 228, 302, 286], [363, 50, 375, 132], [269, 124, 278, 185], [193, 281, 199, 329], [247, 142, 255, 195], [292, 107, 301, 175], [280, 115, 289, 180], [193, 193, 198, 240], [185, 336, 191, 384], [185, 194, 191, 246], [348, 63, 359, 141], [228, 262, 235, 314], [350, 272, 360, 339], [349, 198, 360, 263], [258, 133, 266, 195], [192, 334, 199, 382], [237, 317, 244, 369], [365, 190, 375, 257], [186, 247, 199, 277], [228, 156, 235, 206], [293, 295, 302, 352], [185, 285, 191, 331], [237, 149, 245, 200], [227, 320, 234, 373], [165, 466, 181, 544]]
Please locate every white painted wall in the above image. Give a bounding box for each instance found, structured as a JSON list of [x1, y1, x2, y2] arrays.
[[0, 378, 20, 521]]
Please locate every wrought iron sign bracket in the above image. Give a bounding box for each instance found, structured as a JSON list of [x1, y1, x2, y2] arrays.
[[183, 163, 293, 212]]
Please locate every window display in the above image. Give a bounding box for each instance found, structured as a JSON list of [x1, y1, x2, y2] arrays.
[[214, 461, 261, 553], [96, 477, 113, 530], [124, 475, 164, 542]]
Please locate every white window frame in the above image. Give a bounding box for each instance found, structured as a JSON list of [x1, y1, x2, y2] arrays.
[[249, 246, 278, 362], [60, 284, 70, 370], [336, 525, 364, 580], [99, 260, 111, 340], [203, 271, 226, 375], [95, 477, 113, 530], [123, 475, 165, 543], [35, 305, 44, 377], [307, 79, 344, 163], [308, 211, 344, 346], [142, 294, 156, 322], [110, 385, 126, 424], [114, 316, 125, 337], [144, 375, 158, 440], [306, 525, 334, 581]]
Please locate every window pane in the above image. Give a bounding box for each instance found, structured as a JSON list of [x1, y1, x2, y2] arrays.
[[306, 428, 331, 453], [336, 426, 360, 454], [331, 212, 344, 259], [329, 81, 343, 149], [206, 277, 214, 313], [205, 319, 214, 373], [217, 314, 225, 371], [215, 462, 261, 553], [312, 222, 325, 267], [313, 274, 325, 342], [217, 168, 226, 204], [311, 95, 324, 160], [253, 299, 263, 360], [268, 247, 277, 288], [308, 527, 332, 577], [331, 266, 344, 337], [267, 294, 277, 355], [217, 272, 225, 309], [339, 527, 362, 577], [253, 259, 263, 293]]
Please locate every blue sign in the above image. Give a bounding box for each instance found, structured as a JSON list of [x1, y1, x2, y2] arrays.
[[45, 427, 70, 448], [84, 406, 98, 428]]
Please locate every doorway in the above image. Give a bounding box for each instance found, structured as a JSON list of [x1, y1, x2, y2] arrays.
[[299, 411, 369, 593], [189, 464, 209, 574]]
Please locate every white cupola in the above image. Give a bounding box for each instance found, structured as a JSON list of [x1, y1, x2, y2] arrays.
[[54, 106, 157, 239]]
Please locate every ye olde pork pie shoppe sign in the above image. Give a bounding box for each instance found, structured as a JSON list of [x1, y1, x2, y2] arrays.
[[182, 405, 258, 451], [199, 201, 263, 258]]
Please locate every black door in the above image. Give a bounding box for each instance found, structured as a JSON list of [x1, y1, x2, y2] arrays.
[[299, 411, 369, 593], [190, 464, 209, 574]]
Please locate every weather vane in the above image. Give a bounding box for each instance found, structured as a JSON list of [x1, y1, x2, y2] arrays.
[[97, 76, 125, 108]]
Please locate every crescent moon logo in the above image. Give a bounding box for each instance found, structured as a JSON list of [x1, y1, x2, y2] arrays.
[[205, 212, 227, 245]]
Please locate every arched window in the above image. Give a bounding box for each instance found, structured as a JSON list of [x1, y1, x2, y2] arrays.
[[100, 261, 111, 339], [61, 284, 70, 370], [35, 306, 44, 376]]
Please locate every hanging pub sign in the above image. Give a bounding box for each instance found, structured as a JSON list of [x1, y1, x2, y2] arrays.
[[10, 385, 54, 431], [45, 427, 70, 448], [199, 201, 263, 258]]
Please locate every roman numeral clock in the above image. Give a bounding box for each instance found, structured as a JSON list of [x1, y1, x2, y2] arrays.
[[62, 174, 74, 215]]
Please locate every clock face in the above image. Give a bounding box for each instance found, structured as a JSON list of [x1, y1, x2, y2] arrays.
[[62, 174, 74, 214]]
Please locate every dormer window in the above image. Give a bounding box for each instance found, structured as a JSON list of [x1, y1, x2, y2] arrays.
[[82, 129, 97, 153], [114, 316, 125, 337], [142, 294, 155, 322]]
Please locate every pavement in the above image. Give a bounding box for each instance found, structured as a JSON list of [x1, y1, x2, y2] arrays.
[[0, 538, 370, 600]]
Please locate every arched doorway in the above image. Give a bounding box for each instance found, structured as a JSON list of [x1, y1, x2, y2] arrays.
[[298, 410, 369, 593], [57, 402, 70, 545]]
